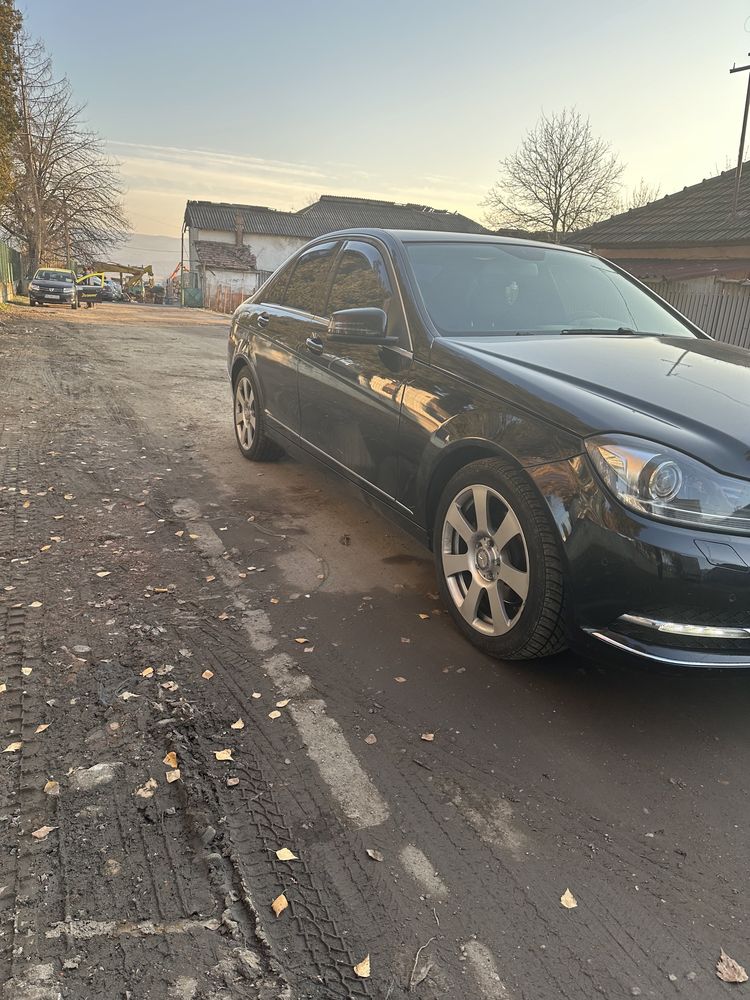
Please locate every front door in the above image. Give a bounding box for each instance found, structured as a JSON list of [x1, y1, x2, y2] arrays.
[[249, 240, 339, 437], [297, 239, 413, 502]]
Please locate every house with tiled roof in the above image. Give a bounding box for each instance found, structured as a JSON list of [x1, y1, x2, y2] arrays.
[[182, 194, 486, 304], [568, 164, 750, 283]]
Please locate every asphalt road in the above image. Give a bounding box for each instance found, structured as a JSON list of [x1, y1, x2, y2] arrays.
[[1, 302, 749, 1000]]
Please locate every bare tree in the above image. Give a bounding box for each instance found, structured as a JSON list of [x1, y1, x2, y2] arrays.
[[623, 178, 661, 211], [484, 108, 624, 241], [0, 34, 129, 273]]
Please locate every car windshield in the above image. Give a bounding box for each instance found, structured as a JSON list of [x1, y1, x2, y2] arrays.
[[405, 242, 697, 338], [35, 270, 73, 283]]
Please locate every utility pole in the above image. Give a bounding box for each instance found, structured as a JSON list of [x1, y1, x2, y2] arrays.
[[730, 53, 750, 216], [62, 191, 71, 269]]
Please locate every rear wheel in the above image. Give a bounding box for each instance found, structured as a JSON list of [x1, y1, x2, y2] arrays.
[[434, 458, 567, 660], [233, 365, 284, 461]]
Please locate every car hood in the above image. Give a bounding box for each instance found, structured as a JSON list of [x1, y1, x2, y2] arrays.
[[432, 334, 750, 478], [34, 279, 73, 289]]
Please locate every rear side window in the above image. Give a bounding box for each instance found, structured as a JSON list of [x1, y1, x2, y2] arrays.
[[259, 268, 290, 306], [282, 241, 338, 314], [327, 241, 393, 314]]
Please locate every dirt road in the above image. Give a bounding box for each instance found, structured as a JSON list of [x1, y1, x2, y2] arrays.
[[1, 302, 749, 1000]]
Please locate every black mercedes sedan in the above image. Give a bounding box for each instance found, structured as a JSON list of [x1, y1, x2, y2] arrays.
[[227, 231, 750, 668]]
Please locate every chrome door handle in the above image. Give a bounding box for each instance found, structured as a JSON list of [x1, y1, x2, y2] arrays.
[[305, 336, 324, 355], [256, 312, 270, 329]]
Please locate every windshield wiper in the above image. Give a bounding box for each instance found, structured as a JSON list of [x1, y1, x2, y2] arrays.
[[560, 327, 646, 336]]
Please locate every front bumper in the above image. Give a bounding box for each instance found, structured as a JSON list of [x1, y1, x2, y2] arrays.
[[530, 456, 750, 668]]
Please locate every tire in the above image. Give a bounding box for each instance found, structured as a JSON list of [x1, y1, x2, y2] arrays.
[[232, 365, 284, 462], [433, 458, 567, 660], [30, 300, 37, 307]]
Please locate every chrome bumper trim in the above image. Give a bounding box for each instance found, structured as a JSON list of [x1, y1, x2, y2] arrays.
[[585, 628, 750, 667], [620, 613, 750, 640]]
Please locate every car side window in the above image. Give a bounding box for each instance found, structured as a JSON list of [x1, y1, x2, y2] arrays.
[[258, 268, 290, 306], [327, 241, 394, 314], [282, 241, 338, 314]]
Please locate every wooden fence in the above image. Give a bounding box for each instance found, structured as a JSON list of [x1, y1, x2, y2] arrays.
[[205, 271, 274, 315], [646, 278, 750, 350], [205, 284, 247, 315]]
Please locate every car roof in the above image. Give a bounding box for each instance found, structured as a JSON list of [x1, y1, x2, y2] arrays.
[[316, 228, 590, 256]]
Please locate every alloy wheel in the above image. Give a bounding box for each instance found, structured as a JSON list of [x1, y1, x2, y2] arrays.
[[441, 484, 530, 636], [235, 377, 257, 450]]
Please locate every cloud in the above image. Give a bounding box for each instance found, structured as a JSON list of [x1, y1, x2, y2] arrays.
[[107, 141, 486, 235]]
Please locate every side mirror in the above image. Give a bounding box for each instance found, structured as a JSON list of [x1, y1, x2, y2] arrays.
[[328, 307, 396, 345]]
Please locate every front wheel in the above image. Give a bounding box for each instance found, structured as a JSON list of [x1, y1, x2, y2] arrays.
[[434, 458, 567, 660], [233, 365, 284, 461]]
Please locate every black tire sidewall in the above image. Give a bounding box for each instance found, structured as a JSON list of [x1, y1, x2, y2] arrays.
[[433, 460, 563, 660]]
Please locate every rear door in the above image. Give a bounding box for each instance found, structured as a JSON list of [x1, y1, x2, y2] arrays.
[[297, 239, 413, 501], [245, 240, 339, 437]]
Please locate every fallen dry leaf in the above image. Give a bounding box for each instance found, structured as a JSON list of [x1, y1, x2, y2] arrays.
[[43, 780, 60, 797], [275, 848, 298, 861], [218, 612, 230, 621], [366, 848, 384, 862], [96, 571, 111, 578], [21, 667, 32, 676], [163, 751, 178, 768], [268, 710, 281, 720], [560, 888, 578, 909], [717, 949, 749, 984], [271, 893, 288, 917], [0, 684, 6, 694], [135, 778, 157, 799], [39, 544, 51, 551], [153, 586, 169, 594], [251, 692, 262, 699], [394, 676, 407, 683], [63, 494, 74, 501], [31, 825, 57, 841], [53, 514, 64, 520], [188, 533, 199, 540], [205, 575, 216, 582], [421, 732, 435, 742], [119, 691, 138, 701], [364, 734, 377, 745], [35, 724, 50, 735], [230, 719, 245, 730], [276, 699, 290, 708], [165, 768, 181, 783], [174, 530, 184, 537], [400, 637, 411, 644], [141, 667, 154, 678], [201, 670, 214, 680], [160, 680, 179, 692], [28, 601, 42, 608], [353, 955, 371, 979], [226, 776, 240, 787], [3, 742, 22, 752], [294, 637, 308, 644], [214, 748, 233, 761], [418, 613, 430, 620], [270, 597, 279, 604]]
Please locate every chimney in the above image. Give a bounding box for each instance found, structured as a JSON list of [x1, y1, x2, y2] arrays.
[[234, 209, 244, 247]]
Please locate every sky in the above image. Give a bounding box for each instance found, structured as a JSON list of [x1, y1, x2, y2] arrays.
[[18, 0, 750, 272]]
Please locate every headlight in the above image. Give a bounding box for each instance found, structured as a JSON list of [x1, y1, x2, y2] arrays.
[[29, 282, 39, 290], [585, 434, 750, 533]]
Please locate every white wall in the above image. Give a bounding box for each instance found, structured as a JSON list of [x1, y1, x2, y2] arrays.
[[202, 267, 259, 296], [188, 227, 305, 276]]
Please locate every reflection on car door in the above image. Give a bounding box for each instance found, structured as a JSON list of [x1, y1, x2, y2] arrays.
[[250, 241, 339, 437], [297, 239, 413, 502]]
